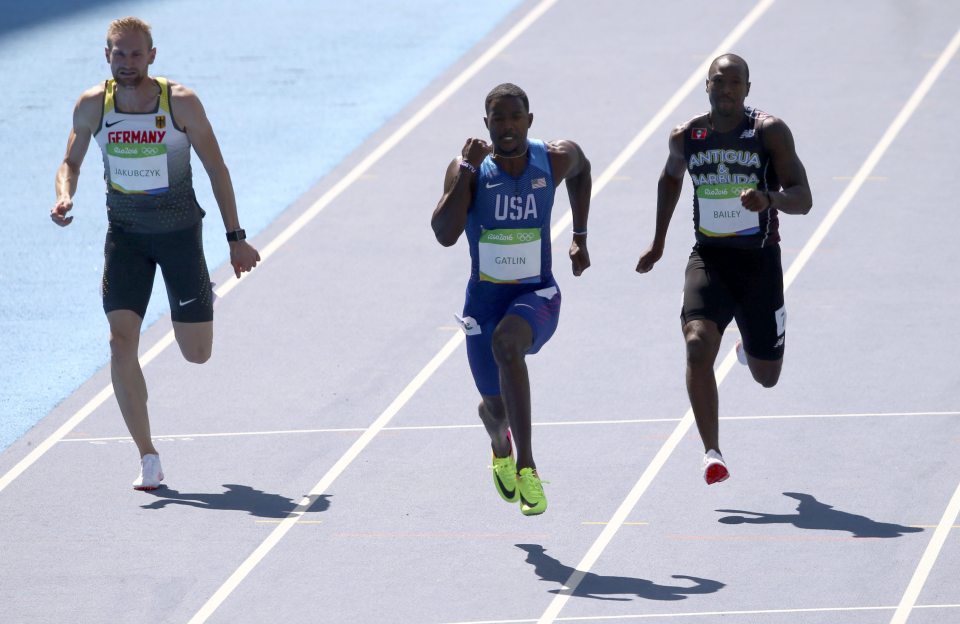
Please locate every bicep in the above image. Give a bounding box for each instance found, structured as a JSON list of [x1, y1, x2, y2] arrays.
[[442, 158, 461, 194], [663, 131, 687, 180], [767, 121, 808, 189]]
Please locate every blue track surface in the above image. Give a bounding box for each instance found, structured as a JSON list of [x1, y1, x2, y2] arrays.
[[0, 0, 521, 451]]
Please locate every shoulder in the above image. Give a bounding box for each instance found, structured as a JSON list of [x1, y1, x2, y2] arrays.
[[545, 139, 589, 179], [168, 80, 201, 107], [757, 112, 797, 149], [167, 80, 208, 127], [71, 83, 105, 130], [672, 113, 708, 142], [545, 138, 586, 166]]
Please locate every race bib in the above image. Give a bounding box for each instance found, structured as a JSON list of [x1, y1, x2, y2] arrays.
[[478, 228, 541, 283], [697, 183, 759, 237], [107, 143, 169, 194]]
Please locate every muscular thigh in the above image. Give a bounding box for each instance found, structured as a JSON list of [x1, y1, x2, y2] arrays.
[[102, 226, 156, 319], [732, 245, 785, 361], [681, 245, 736, 333], [155, 224, 214, 323], [461, 283, 562, 396]]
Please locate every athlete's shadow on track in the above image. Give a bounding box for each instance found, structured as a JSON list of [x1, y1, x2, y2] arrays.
[[140, 484, 331, 519], [716, 492, 924, 538], [515, 544, 724, 601]]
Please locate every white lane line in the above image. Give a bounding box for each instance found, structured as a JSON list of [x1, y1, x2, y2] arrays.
[[891, 482, 960, 623], [784, 27, 960, 292], [186, 333, 464, 624], [537, 0, 774, 617], [185, 2, 561, 621], [0, 0, 566, 496], [59, 410, 960, 443], [440, 603, 960, 624], [886, 26, 960, 624], [538, 10, 960, 624]]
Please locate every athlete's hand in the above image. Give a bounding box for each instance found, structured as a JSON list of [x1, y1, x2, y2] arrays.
[[740, 188, 771, 213], [461, 138, 492, 168], [636, 243, 663, 274], [50, 197, 74, 227], [569, 235, 590, 276], [229, 240, 260, 278]]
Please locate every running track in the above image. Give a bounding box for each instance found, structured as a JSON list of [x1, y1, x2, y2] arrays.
[[2, 1, 959, 623]]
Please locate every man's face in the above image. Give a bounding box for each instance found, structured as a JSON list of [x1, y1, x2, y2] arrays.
[[706, 60, 749, 116], [105, 30, 155, 88], [484, 96, 532, 156]]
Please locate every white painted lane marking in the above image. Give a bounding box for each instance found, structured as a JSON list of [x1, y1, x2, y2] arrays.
[[440, 603, 960, 624], [58, 411, 960, 443], [539, 11, 960, 624], [537, 0, 774, 617], [891, 482, 960, 623], [187, 332, 465, 624], [186, 2, 561, 621], [0, 0, 566, 496]]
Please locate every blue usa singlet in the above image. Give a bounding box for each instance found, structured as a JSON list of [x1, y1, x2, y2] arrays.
[[465, 138, 556, 301]]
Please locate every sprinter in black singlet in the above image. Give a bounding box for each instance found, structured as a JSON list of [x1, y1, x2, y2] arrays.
[[51, 17, 260, 490], [636, 54, 812, 484]]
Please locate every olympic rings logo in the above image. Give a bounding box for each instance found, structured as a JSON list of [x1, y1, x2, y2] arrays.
[[516, 232, 536, 242], [141, 147, 159, 156]]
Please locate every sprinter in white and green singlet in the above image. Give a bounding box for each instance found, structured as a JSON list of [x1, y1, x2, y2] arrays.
[[636, 54, 812, 485], [51, 17, 260, 491]]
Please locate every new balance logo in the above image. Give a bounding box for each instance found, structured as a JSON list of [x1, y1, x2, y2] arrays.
[[740, 129, 756, 139]]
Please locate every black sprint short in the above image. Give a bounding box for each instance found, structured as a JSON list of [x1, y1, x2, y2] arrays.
[[681, 243, 785, 360], [102, 222, 213, 323]]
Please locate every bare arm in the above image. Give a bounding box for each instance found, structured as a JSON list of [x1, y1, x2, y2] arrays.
[[173, 84, 259, 277], [51, 89, 100, 226], [636, 125, 687, 273], [740, 117, 812, 215], [431, 138, 490, 247], [549, 139, 592, 276]]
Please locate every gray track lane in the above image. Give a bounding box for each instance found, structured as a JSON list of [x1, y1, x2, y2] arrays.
[[1, 1, 958, 623]]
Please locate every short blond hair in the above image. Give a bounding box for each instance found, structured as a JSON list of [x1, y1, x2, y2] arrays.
[[106, 16, 153, 50]]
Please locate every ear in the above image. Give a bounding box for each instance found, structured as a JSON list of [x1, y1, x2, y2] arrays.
[[483, 115, 489, 130], [745, 81, 751, 97], [104, 47, 111, 63], [527, 113, 534, 128], [148, 47, 157, 65]]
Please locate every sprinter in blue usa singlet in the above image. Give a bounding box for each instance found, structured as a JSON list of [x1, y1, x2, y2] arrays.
[[432, 83, 592, 516]]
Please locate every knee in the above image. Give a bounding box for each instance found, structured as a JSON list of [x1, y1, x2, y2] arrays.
[[108, 330, 138, 361], [684, 327, 719, 367], [491, 328, 524, 368], [479, 398, 505, 421], [182, 343, 212, 364], [751, 367, 780, 388]]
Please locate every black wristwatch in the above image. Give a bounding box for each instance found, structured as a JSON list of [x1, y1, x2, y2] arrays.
[[225, 228, 246, 242]]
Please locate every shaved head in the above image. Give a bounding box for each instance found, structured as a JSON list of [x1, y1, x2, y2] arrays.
[[709, 53, 749, 82]]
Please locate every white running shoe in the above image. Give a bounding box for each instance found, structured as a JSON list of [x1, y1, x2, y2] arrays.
[[132, 454, 164, 490], [735, 340, 748, 366], [702, 449, 729, 485]]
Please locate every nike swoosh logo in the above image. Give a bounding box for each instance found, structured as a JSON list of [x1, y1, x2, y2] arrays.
[[105, 120, 125, 128], [178, 298, 197, 307], [495, 473, 516, 498], [485, 182, 504, 189], [520, 492, 538, 508]]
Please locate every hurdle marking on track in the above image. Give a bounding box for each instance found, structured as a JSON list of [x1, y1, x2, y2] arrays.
[[58, 410, 960, 443], [538, 16, 960, 624]]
